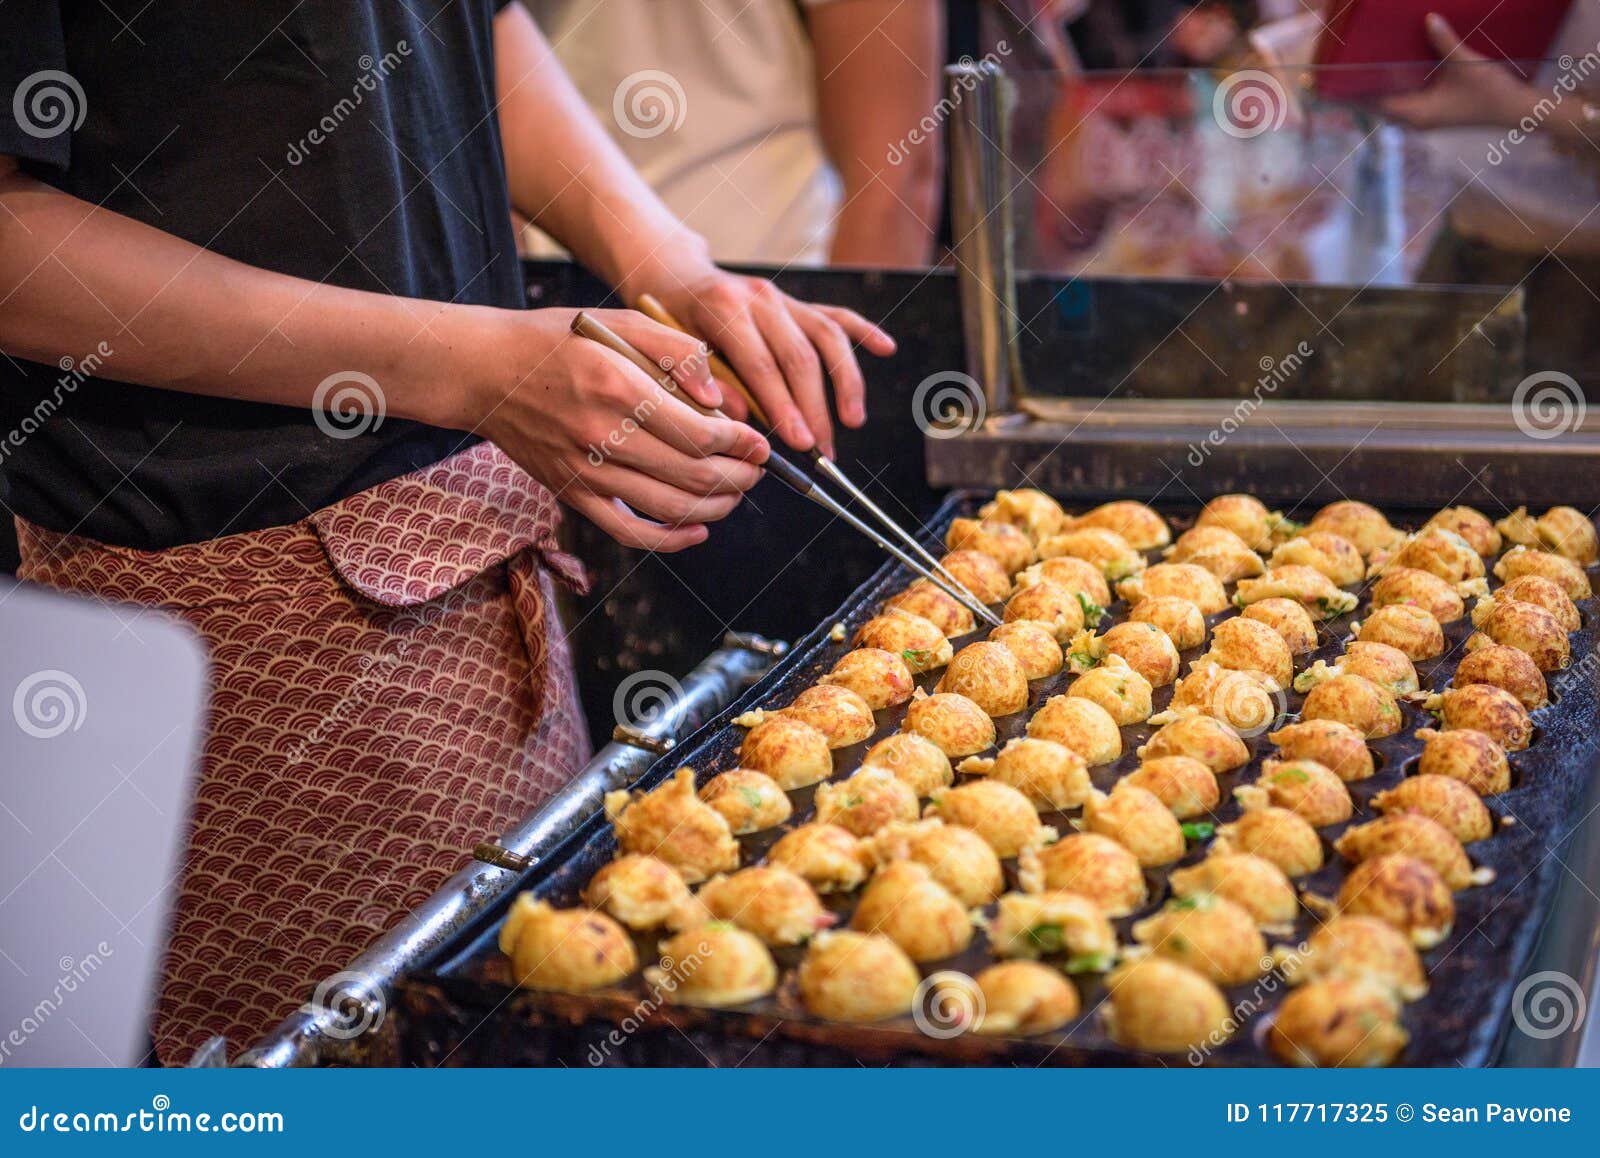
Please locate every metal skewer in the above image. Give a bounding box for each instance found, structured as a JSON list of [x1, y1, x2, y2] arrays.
[[571, 311, 1003, 628]]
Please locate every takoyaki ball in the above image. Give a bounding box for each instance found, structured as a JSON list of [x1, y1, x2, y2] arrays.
[[1413, 727, 1512, 794], [1293, 641, 1416, 697], [885, 579, 975, 638], [1268, 531, 1364, 587], [647, 924, 776, 1008], [1305, 500, 1403, 558], [1427, 684, 1533, 752], [1374, 525, 1485, 584], [1134, 895, 1267, 985], [1003, 579, 1086, 643], [1213, 806, 1324, 877], [1478, 574, 1581, 632], [860, 732, 954, 798], [1371, 774, 1494, 844], [940, 549, 1014, 604], [767, 823, 870, 894], [850, 860, 973, 962], [1065, 500, 1172, 550], [1139, 715, 1250, 774], [605, 767, 741, 883], [738, 715, 833, 789], [1084, 622, 1182, 689], [1067, 654, 1154, 725], [925, 780, 1056, 857], [1013, 555, 1112, 609], [697, 866, 834, 946], [1130, 596, 1208, 651], [1368, 567, 1466, 623], [1426, 505, 1501, 557], [1494, 546, 1592, 600], [869, 819, 1004, 907], [1104, 958, 1233, 1054], [1335, 854, 1455, 948], [1169, 853, 1298, 929], [988, 889, 1118, 965], [1164, 524, 1265, 583], [499, 896, 636, 992], [1122, 756, 1220, 819], [1196, 493, 1284, 552], [1119, 563, 1229, 615], [1301, 673, 1403, 739], [1027, 694, 1123, 766], [1453, 643, 1548, 710], [1163, 666, 1283, 736], [902, 692, 996, 758], [1334, 813, 1482, 891], [1237, 758, 1352, 828], [1242, 597, 1319, 656], [1351, 602, 1445, 660], [1466, 600, 1569, 673], [796, 930, 920, 1023], [853, 610, 953, 673], [1269, 978, 1407, 1067], [1267, 719, 1375, 783], [1036, 527, 1147, 582], [583, 854, 705, 932], [1233, 565, 1357, 619], [1081, 784, 1187, 867], [971, 961, 1081, 1036], [819, 647, 915, 710], [936, 641, 1030, 717], [958, 736, 1092, 811], [744, 684, 876, 749], [1017, 834, 1149, 916], [1499, 504, 1600, 564], [987, 620, 1065, 680], [979, 487, 1067, 541], [698, 769, 792, 834], [946, 516, 1036, 575], [1195, 615, 1294, 687], [813, 767, 919, 837], [1283, 916, 1427, 999]]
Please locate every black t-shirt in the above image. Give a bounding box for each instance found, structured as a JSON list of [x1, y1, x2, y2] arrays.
[[0, 1, 520, 549]]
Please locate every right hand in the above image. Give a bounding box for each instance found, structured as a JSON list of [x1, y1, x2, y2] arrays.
[[473, 308, 770, 552]]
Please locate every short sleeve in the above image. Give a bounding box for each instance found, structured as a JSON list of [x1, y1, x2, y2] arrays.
[[0, 2, 72, 168]]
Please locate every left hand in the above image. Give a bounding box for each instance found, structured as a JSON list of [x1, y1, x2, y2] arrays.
[[1378, 14, 1536, 130]]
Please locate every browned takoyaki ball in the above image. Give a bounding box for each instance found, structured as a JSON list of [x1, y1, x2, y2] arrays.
[[1133, 895, 1267, 986], [1169, 853, 1298, 929], [980, 487, 1067, 540], [819, 647, 915, 710], [1269, 531, 1364, 586], [1295, 641, 1417, 697], [606, 767, 741, 883], [885, 579, 975, 638], [1335, 854, 1455, 948], [988, 889, 1119, 965], [1064, 500, 1172, 550], [1067, 655, 1154, 725], [767, 823, 870, 894], [648, 924, 777, 1008], [738, 715, 832, 789], [1164, 524, 1265, 582], [1027, 694, 1123, 765], [1163, 666, 1284, 736], [1018, 833, 1148, 916], [1352, 602, 1446, 660], [1499, 505, 1600, 565], [869, 819, 1004, 907], [946, 517, 1036, 574], [1494, 546, 1592, 600], [1426, 505, 1501, 557], [958, 736, 1092, 811], [924, 779, 1056, 857], [766, 683, 875, 748], [941, 549, 1014, 604], [813, 767, 920, 837], [1013, 555, 1113, 609], [937, 641, 1030, 717], [1466, 599, 1570, 673], [1267, 719, 1375, 782], [850, 860, 973, 961], [697, 866, 834, 946], [1428, 684, 1533, 752], [1003, 579, 1086, 642], [796, 930, 920, 1022], [1093, 621, 1182, 687], [1237, 758, 1352, 828], [1269, 978, 1407, 1067], [903, 692, 996, 758], [1453, 643, 1548, 710], [1375, 525, 1485, 584], [583, 854, 705, 932], [1301, 673, 1403, 739], [1413, 727, 1512, 794], [499, 896, 636, 992], [1214, 806, 1324, 877], [1122, 756, 1220, 819], [1196, 615, 1294, 687], [1281, 915, 1427, 999], [970, 962, 1081, 1036], [853, 610, 953, 673], [860, 732, 954, 798], [1139, 715, 1251, 773], [1081, 784, 1187, 867], [1196, 493, 1285, 551], [698, 769, 792, 834], [1334, 814, 1481, 891], [1119, 563, 1229, 615], [1129, 596, 1208, 651], [1234, 565, 1358, 619], [1242, 597, 1319, 655], [1371, 775, 1493, 844], [987, 620, 1065, 680], [1104, 958, 1233, 1054], [1479, 574, 1581, 632], [1304, 500, 1403, 558], [1037, 527, 1146, 581], [1369, 567, 1466, 623]]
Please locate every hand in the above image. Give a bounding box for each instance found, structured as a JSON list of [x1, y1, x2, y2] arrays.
[[1378, 14, 1537, 130], [473, 307, 770, 552]]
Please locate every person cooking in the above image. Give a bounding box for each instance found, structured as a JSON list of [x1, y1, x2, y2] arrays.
[[0, 1, 893, 1062]]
